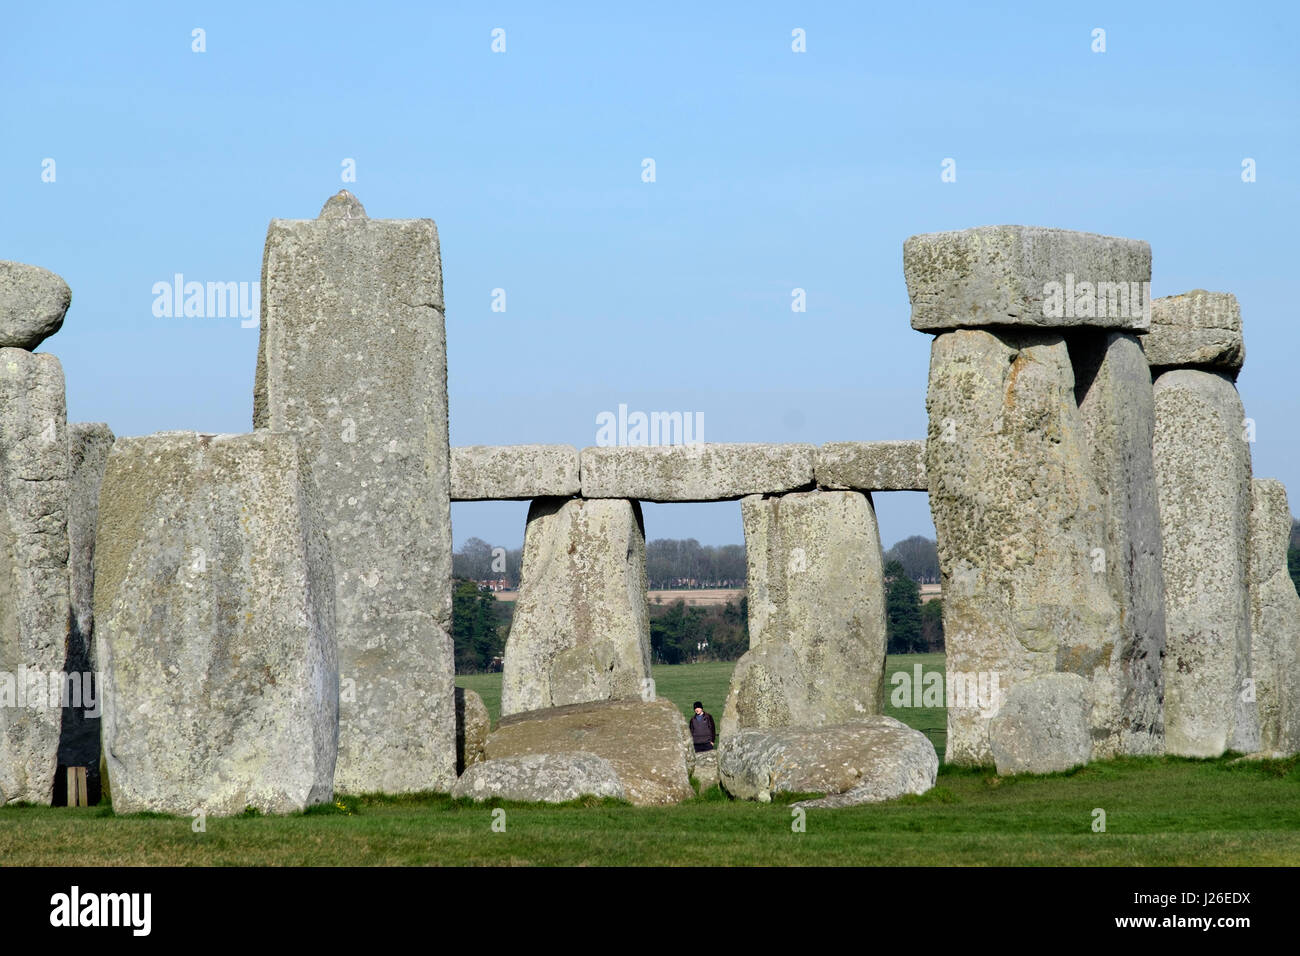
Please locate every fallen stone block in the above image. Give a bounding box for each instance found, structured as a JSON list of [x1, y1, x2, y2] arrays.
[[485, 699, 693, 806], [579, 443, 814, 502], [721, 490, 886, 737], [815, 440, 927, 491], [718, 717, 937, 806], [256, 190, 456, 795], [451, 444, 579, 500], [1154, 368, 1257, 756], [1143, 290, 1244, 374], [904, 226, 1152, 331], [502, 497, 650, 716], [691, 750, 719, 792], [451, 752, 626, 803], [455, 687, 491, 774], [0, 261, 71, 349], [1248, 479, 1300, 755], [0, 348, 70, 806], [95, 431, 337, 815], [989, 673, 1092, 775]]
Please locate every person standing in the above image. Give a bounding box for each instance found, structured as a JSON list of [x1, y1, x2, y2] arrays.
[[690, 701, 716, 752]]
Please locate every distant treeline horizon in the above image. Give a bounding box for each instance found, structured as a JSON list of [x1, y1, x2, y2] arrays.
[[451, 533, 943, 587]]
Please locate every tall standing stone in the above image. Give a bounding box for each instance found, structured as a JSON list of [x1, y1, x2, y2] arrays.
[[95, 432, 337, 815], [0, 349, 69, 805], [256, 191, 456, 793], [1153, 368, 1256, 756], [1070, 332, 1167, 756], [906, 226, 1149, 766], [58, 422, 115, 791], [1247, 479, 1300, 755], [501, 497, 650, 717], [721, 490, 886, 738]]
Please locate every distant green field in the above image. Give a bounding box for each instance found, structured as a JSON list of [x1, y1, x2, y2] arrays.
[[458, 654, 947, 755]]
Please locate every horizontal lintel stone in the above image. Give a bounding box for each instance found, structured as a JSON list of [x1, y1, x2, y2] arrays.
[[1143, 290, 1244, 373], [815, 440, 927, 491], [579, 443, 815, 502], [451, 444, 580, 500], [904, 225, 1152, 332]]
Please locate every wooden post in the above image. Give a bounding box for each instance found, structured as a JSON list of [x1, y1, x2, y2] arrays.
[[66, 767, 88, 807]]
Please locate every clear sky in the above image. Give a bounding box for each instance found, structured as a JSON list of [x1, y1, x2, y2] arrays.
[[4, 2, 1296, 552]]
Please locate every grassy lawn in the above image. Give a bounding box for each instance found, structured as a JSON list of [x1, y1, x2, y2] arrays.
[[3, 655, 1296, 866]]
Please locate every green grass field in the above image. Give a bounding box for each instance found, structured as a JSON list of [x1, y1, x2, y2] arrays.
[[2, 655, 1296, 866]]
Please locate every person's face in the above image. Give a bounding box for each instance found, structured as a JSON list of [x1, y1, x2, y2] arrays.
[[694, 707, 703, 715]]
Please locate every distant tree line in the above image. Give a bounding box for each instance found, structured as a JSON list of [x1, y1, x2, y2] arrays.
[[884, 536, 940, 584], [884, 559, 944, 653], [451, 537, 522, 587], [650, 598, 748, 664], [451, 579, 511, 672], [646, 539, 745, 589]]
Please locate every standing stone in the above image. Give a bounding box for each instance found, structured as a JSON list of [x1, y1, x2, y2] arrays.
[[455, 687, 491, 774], [0, 349, 69, 805], [1248, 479, 1300, 755], [721, 490, 886, 738], [922, 329, 1122, 765], [256, 191, 456, 794], [1153, 369, 1257, 756], [95, 431, 336, 815], [0, 262, 71, 350], [1071, 333, 1166, 756], [502, 497, 650, 717], [58, 422, 115, 795]]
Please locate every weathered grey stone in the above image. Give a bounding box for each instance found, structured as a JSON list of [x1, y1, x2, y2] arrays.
[[989, 673, 1092, 775], [1154, 369, 1257, 756], [1248, 480, 1300, 755], [451, 445, 579, 500], [318, 189, 367, 220], [904, 226, 1151, 331], [0, 349, 69, 805], [691, 749, 719, 792], [1071, 332, 1166, 756], [95, 431, 337, 815], [0, 262, 71, 350], [451, 752, 626, 803], [721, 490, 886, 738], [485, 699, 693, 806], [502, 498, 650, 716], [579, 443, 814, 502], [66, 423, 114, 664], [718, 717, 937, 806], [57, 422, 115, 789], [256, 192, 455, 795], [1144, 291, 1244, 373], [815, 441, 927, 491], [925, 329, 1123, 765], [455, 686, 491, 774]]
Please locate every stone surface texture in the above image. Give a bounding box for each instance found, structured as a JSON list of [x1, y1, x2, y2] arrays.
[[1154, 368, 1257, 757], [255, 192, 455, 794], [0, 349, 69, 805], [451, 444, 579, 500], [451, 752, 626, 803], [904, 226, 1152, 331], [95, 431, 337, 815], [501, 497, 650, 716], [1248, 479, 1300, 755], [0, 261, 71, 350], [1144, 290, 1244, 373], [989, 673, 1093, 775], [721, 490, 887, 738], [718, 717, 938, 807], [485, 699, 693, 806], [579, 443, 814, 502], [814, 441, 927, 491]]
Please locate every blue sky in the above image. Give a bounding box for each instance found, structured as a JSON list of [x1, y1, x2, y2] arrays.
[[3, 2, 1296, 551]]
